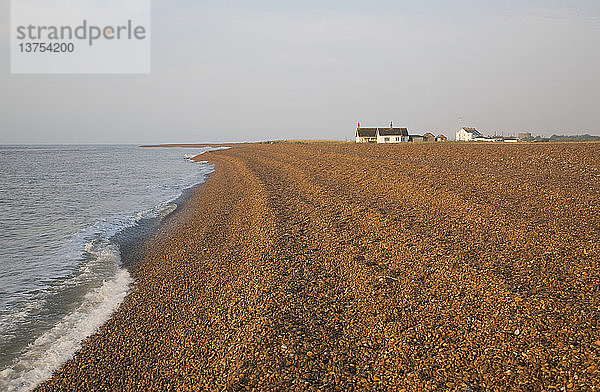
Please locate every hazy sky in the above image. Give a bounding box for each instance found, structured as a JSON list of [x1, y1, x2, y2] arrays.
[[1, 0, 599, 143]]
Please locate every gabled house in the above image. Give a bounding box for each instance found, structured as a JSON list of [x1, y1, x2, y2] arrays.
[[456, 127, 482, 141], [355, 127, 377, 143], [356, 123, 409, 143], [377, 127, 409, 143], [423, 132, 436, 142], [436, 134, 448, 142]]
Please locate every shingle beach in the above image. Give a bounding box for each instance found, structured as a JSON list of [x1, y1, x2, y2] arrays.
[[38, 142, 600, 391]]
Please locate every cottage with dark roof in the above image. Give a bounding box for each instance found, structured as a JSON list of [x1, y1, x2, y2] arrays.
[[355, 123, 409, 144], [355, 125, 377, 143]]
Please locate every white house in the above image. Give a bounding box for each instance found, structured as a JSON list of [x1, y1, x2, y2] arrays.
[[377, 127, 409, 143], [355, 127, 377, 143], [456, 127, 483, 141], [356, 123, 409, 143]]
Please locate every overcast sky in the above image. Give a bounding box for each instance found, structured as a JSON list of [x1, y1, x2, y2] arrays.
[[1, 0, 599, 143]]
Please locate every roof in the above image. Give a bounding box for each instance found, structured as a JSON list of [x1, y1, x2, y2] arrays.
[[377, 128, 409, 136], [357, 127, 409, 137], [461, 127, 482, 135], [356, 128, 377, 138]]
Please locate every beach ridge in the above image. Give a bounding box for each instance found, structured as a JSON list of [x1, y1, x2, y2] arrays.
[[37, 142, 600, 391]]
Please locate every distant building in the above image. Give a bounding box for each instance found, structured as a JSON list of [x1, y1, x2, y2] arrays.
[[377, 126, 410, 143], [456, 127, 483, 141], [356, 124, 450, 144], [519, 132, 533, 141], [356, 123, 409, 143], [423, 132, 436, 142], [355, 127, 377, 143]]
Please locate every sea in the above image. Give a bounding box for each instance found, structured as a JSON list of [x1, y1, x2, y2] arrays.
[[0, 145, 217, 391]]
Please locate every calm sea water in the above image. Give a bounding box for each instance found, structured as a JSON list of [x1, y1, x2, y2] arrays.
[[0, 145, 216, 391]]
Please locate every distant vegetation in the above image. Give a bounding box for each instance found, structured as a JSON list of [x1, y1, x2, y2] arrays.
[[522, 134, 600, 142]]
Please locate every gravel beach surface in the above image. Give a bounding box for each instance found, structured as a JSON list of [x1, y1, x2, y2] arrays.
[[38, 142, 600, 391]]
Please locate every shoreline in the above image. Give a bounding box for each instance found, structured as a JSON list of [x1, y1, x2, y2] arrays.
[[116, 180, 206, 268], [2, 154, 216, 392], [37, 142, 600, 390]]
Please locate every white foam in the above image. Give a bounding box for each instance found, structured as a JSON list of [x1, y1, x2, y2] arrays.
[[156, 203, 177, 221], [84, 240, 94, 253], [0, 250, 132, 392], [190, 146, 230, 161]]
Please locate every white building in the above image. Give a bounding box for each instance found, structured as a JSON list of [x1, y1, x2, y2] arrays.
[[377, 127, 409, 143], [356, 123, 409, 143], [355, 127, 377, 143], [456, 127, 483, 141]]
